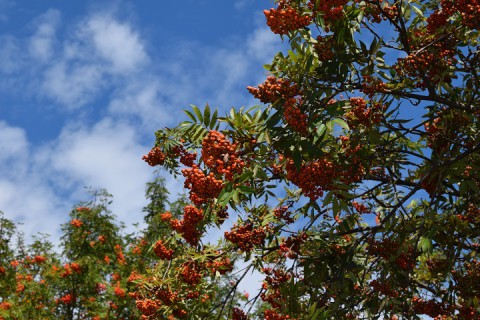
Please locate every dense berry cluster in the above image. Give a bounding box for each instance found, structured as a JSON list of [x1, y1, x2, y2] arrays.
[[247, 76, 299, 104], [367, 239, 416, 271], [58, 293, 75, 305], [142, 147, 166, 167], [352, 201, 369, 214], [283, 98, 308, 135], [456, 204, 480, 224], [310, 0, 348, 23], [457, 0, 480, 29], [202, 130, 244, 181], [369, 280, 399, 298], [428, 0, 480, 31], [70, 219, 83, 228], [285, 158, 337, 200], [361, 75, 386, 98], [182, 165, 223, 205], [171, 145, 197, 167], [170, 205, 204, 246], [453, 260, 480, 299], [135, 298, 158, 317], [314, 35, 335, 61], [264, 1, 312, 35], [394, 31, 457, 89], [180, 262, 202, 286], [273, 206, 294, 224], [232, 308, 249, 320], [344, 97, 383, 129], [224, 223, 267, 252], [152, 240, 174, 260], [260, 268, 293, 314], [412, 296, 449, 318]]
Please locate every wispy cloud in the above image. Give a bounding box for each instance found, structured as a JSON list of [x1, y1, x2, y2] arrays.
[[83, 14, 148, 73], [28, 9, 61, 62]]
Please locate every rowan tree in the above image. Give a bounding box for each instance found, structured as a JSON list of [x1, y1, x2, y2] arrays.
[[141, 0, 480, 319]]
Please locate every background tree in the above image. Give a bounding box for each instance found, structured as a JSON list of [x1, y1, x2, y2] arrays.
[[140, 0, 480, 319]]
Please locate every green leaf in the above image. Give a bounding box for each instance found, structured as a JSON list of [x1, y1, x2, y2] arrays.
[[418, 237, 432, 253], [333, 118, 350, 131], [203, 104, 211, 128], [184, 110, 197, 123], [191, 105, 203, 123]]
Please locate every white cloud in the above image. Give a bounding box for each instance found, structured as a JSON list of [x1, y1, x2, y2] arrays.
[[0, 36, 22, 74], [84, 14, 148, 73], [42, 61, 104, 107], [246, 26, 279, 63], [0, 122, 66, 240], [0, 121, 29, 162], [108, 80, 173, 131], [40, 119, 156, 230], [28, 9, 61, 62]]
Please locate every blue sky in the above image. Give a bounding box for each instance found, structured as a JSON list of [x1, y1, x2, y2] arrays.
[[0, 0, 284, 241]]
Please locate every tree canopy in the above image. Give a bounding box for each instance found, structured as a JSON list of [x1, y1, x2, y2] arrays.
[[140, 0, 480, 318], [1, 0, 480, 319]]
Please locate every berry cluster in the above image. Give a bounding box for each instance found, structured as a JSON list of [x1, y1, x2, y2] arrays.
[[361, 75, 386, 98], [170, 205, 204, 246], [310, 0, 348, 23], [285, 158, 337, 201], [135, 298, 158, 317], [155, 288, 178, 306], [344, 97, 383, 129], [113, 282, 126, 297], [369, 280, 398, 298], [261, 268, 293, 312], [180, 261, 202, 286], [264, 1, 312, 35], [152, 240, 174, 260], [430, 0, 480, 30], [274, 206, 294, 224], [456, 204, 480, 224], [182, 165, 223, 205], [352, 201, 369, 214], [171, 145, 197, 167], [232, 308, 249, 320], [412, 296, 449, 318], [206, 256, 233, 275], [453, 260, 480, 299], [263, 309, 292, 320], [202, 130, 244, 181], [457, 0, 480, 29], [283, 98, 308, 135], [142, 147, 166, 167], [224, 223, 267, 252], [70, 219, 83, 228], [247, 76, 299, 104], [367, 240, 416, 271], [427, 1, 455, 33], [314, 35, 335, 61], [394, 31, 457, 89], [58, 293, 75, 305], [278, 233, 307, 259]]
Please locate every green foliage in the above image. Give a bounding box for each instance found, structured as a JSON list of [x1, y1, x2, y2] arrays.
[[138, 0, 480, 319]]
